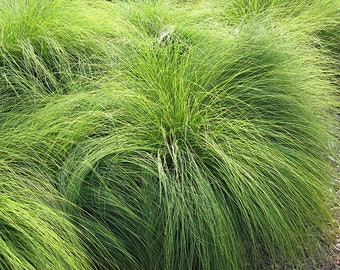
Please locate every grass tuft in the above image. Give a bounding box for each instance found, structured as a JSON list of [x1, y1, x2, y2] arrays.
[[0, 0, 339, 269]]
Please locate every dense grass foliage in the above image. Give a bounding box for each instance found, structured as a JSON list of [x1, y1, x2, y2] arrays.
[[1, 0, 339, 269]]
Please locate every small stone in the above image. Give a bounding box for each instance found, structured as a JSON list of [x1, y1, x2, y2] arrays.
[[335, 243, 340, 251]]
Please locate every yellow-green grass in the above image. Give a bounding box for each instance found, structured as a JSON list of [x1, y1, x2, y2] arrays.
[[0, 0, 339, 269]]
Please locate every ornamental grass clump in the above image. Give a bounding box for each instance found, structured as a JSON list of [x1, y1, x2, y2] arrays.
[[0, 0, 339, 269]]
